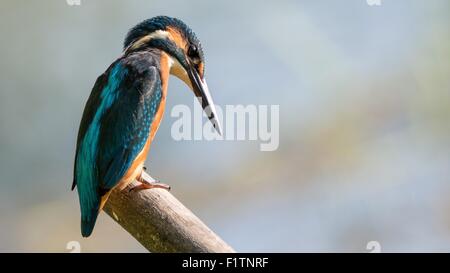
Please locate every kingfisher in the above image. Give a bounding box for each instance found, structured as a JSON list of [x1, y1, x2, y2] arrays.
[[72, 16, 222, 237]]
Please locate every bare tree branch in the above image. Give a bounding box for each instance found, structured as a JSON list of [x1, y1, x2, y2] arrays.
[[103, 180, 235, 253]]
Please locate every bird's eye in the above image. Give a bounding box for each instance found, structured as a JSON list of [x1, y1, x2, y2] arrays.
[[188, 44, 198, 58]]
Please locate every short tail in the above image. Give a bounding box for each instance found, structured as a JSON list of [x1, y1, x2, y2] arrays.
[[79, 190, 111, 237], [81, 210, 99, 237]]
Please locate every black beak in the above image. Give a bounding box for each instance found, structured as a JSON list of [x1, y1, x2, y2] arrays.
[[188, 66, 222, 135]]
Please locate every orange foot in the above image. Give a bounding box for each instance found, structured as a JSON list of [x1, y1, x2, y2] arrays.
[[129, 168, 171, 192]]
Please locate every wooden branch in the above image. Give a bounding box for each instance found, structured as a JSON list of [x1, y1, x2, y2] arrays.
[[103, 180, 235, 253]]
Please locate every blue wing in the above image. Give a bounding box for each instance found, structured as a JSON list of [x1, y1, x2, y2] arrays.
[[73, 56, 162, 237]]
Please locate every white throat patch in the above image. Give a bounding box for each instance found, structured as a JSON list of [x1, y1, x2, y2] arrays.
[[167, 55, 192, 89]]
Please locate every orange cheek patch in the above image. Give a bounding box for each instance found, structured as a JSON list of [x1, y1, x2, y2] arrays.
[[197, 62, 205, 79], [167, 26, 187, 50]]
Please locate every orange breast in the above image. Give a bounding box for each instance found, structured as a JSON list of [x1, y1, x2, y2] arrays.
[[118, 97, 165, 184], [113, 52, 170, 190]]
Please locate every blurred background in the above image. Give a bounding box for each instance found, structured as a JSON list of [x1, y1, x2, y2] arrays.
[[0, 0, 449, 252]]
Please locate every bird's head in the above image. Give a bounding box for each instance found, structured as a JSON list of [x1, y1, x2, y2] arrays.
[[123, 16, 222, 135]]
